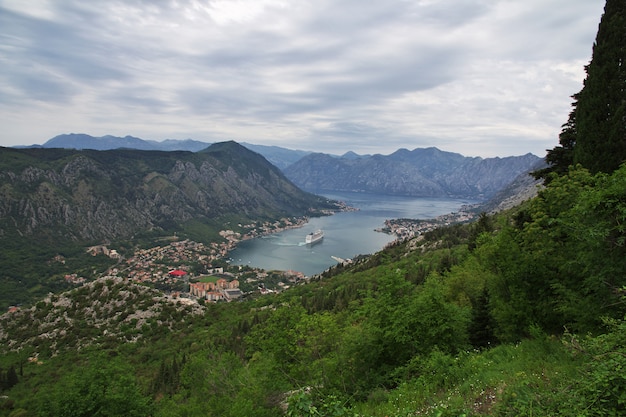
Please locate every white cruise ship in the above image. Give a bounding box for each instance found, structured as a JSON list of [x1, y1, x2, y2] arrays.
[[305, 229, 324, 245]]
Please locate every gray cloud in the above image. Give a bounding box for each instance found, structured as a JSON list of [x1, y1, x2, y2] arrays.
[[0, 0, 607, 157]]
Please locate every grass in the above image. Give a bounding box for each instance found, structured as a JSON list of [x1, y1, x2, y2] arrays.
[[350, 334, 582, 417]]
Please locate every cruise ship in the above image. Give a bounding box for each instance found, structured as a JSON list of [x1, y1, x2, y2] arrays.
[[305, 229, 324, 245]]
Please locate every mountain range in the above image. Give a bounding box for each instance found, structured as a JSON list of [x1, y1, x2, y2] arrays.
[[284, 148, 542, 199], [32, 133, 542, 199], [36, 133, 311, 170]]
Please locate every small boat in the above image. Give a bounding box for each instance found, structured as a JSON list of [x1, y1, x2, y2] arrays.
[[305, 229, 324, 245]]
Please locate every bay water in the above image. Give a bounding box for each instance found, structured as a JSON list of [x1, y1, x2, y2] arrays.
[[229, 191, 474, 276]]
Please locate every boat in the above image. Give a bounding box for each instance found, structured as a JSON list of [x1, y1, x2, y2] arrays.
[[305, 229, 324, 245]]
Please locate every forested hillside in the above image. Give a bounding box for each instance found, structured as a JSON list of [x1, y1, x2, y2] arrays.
[[0, 141, 333, 243]]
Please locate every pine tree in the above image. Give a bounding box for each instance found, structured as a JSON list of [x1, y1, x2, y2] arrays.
[[534, 107, 577, 181], [538, 0, 626, 177], [6, 366, 18, 390], [574, 0, 626, 173]]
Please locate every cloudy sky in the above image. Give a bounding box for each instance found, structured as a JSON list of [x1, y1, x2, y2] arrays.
[[0, 0, 605, 157]]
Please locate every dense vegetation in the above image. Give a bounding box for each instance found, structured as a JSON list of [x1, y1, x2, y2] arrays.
[[0, 238, 117, 311]]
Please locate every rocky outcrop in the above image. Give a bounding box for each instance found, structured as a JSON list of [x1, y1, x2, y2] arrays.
[[0, 276, 205, 354]]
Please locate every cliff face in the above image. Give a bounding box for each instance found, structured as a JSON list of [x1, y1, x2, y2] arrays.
[[283, 148, 542, 199], [0, 142, 334, 243]]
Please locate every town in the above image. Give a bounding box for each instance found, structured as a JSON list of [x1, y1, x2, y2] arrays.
[[81, 216, 313, 304], [378, 207, 477, 241]]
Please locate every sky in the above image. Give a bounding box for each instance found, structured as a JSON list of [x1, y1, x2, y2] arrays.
[[0, 0, 606, 158]]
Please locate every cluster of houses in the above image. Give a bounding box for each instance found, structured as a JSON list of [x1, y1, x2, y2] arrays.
[[121, 239, 227, 283], [188, 277, 242, 301], [381, 209, 476, 241]]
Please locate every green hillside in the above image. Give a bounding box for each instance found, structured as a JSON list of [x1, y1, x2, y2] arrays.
[[1, 163, 626, 416]]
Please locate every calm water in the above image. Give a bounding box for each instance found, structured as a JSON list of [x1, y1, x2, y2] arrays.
[[229, 191, 474, 276]]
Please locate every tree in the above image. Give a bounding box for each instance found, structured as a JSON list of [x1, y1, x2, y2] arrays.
[[5, 366, 18, 391], [538, 0, 626, 178], [534, 107, 577, 180], [35, 355, 152, 417], [574, 0, 626, 173]]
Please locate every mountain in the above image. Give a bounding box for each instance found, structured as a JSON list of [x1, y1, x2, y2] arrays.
[[241, 142, 312, 170], [1, 276, 206, 354], [37, 133, 312, 169], [0, 141, 336, 244], [283, 147, 542, 199], [145, 138, 212, 152], [42, 133, 211, 152], [477, 159, 548, 213], [340, 151, 368, 160], [43, 133, 161, 151]]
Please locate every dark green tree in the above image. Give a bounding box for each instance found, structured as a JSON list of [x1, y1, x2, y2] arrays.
[[574, 0, 626, 173], [534, 107, 577, 180], [468, 212, 494, 251], [5, 366, 18, 391], [538, 0, 626, 178]]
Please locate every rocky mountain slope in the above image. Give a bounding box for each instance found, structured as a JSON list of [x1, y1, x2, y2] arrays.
[[0, 141, 337, 244], [477, 159, 547, 213], [283, 147, 542, 199]]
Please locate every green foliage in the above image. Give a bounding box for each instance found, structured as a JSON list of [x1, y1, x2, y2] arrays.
[[573, 0, 626, 174], [479, 166, 626, 338], [0, 365, 18, 392], [150, 355, 185, 397], [540, 0, 626, 177], [561, 317, 626, 416], [286, 391, 351, 417], [34, 354, 152, 417], [0, 238, 116, 310]]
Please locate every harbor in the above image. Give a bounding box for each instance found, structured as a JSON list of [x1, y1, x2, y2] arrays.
[[229, 192, 473, 276]]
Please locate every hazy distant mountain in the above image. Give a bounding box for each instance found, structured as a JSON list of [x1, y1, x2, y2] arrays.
[[283, 147, 542, 200], [37, 134, 310, 169], [42, 133, 211, 152], [340, 151, 369, 160], [44, 133, 160, 150], [0, 141, 337, 244], [241, 143, 312, 170], [145, 138, 212, 152]]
